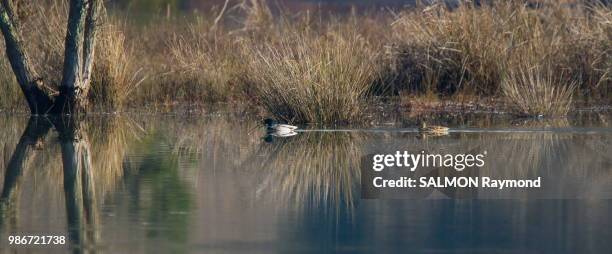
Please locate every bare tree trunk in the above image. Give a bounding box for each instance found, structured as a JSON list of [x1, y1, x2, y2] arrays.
[[55, 0, 101, 114], [0, 1, 54, 114], [0, 0, 103, 115], [81, 0, 102, 91]]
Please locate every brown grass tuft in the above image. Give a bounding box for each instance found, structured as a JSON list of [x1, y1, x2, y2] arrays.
[[502, 64, 577, 116], [243, 27, 381, 124]]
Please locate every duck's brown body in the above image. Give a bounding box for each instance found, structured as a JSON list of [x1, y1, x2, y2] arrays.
[[418, 122, 449, 135]]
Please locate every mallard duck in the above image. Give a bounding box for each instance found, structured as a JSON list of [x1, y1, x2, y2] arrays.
[[418, 121, 449, 135], [263, 118, 298, 133]]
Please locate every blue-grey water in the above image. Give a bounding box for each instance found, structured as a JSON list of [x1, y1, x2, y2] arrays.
[[0, 112, 611, 253]]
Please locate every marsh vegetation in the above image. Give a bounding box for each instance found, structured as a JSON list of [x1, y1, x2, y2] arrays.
[[0, 0, 610, 123]]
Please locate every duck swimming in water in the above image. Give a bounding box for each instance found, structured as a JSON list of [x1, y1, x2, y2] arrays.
[[418, 121, 449, 135], [262, 118, 298, 143], [263, 118, 298, 133]]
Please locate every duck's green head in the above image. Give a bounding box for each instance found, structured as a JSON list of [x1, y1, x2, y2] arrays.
[[263, 118, 277, 126]]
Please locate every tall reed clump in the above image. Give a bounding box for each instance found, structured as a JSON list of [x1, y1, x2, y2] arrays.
[[89, 19, 145, 109], [502, 64, 577, 116], [244, 28, 381, 124]]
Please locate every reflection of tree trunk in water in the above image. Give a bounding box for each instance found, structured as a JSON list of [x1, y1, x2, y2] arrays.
[[0, 117, 52, 228], [0, 117, 100, 251], [55, 118, 99, 251]]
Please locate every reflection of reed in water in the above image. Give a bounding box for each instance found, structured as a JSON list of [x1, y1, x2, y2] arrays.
[[86, 117, 144, 196], [249, 132, 362, 213], [479, 118, 572, 178], [454, 118, 612, 198], [159, 116, 262, 181]]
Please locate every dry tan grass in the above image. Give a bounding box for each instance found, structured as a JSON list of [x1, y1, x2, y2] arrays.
[[390, 1, 611, 113], [166, 19, 243, 103], [1, 0, 610, 119], [89, 19, 146, 109], [502, 64, 577, 116]]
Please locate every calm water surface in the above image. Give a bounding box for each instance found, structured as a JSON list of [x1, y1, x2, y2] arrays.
[[0, 112, 611, 253]]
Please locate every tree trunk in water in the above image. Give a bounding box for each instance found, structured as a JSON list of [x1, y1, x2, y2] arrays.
[[54, 0, 102, 114], [81, 0, 101, 91], [0, 0, 102, 115]]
